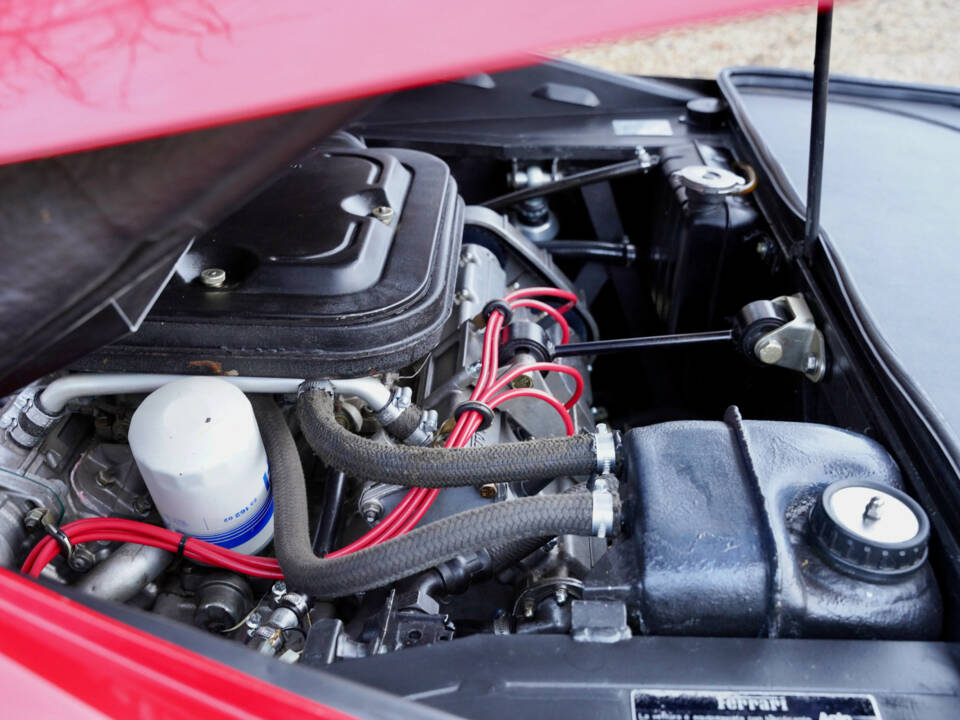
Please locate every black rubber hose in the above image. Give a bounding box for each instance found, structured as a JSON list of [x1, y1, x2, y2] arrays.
[[531, 240, 637, 266], [253, 397, 611, 599], [297, 388, 597, 487], [384, 404, 422, 442]]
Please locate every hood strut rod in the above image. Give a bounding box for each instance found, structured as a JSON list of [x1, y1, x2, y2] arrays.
[[802, 1, 834, 257]]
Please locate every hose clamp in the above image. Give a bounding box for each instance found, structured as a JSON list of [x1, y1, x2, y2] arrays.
[[593, 423, 618, 474], [298, 379, 335, 397], [403, 408, 438, 446], [591, 475, 616, 539], [377, 386, 413, 427], [10, 391, 63, 448]]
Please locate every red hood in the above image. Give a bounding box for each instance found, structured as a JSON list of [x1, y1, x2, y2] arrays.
[[1, 0, 809, 165]]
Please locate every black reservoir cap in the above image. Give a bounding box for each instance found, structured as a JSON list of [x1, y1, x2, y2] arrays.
[[810, 479, 929, 581]]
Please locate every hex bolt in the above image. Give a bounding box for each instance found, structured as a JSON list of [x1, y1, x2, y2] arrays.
[[522, 596, 536, 619], [371, 206, 395, 225], [755, 239, 775, 258], [478, 483, 498, 499], [804, 354, 821, 374], [199, 267, 226, 288], [68, 546, 96, 572], [554, 585, 569, 605], [510, 374, 533, 389], [361, 501, 383, 524], [133, 495, 153, 515], [246, 611, 263, 635], [755, 338, 784, 365], [271, 581, 287, 601]]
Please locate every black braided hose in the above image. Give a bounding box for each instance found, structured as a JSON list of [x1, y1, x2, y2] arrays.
[[252, 396, 616, 599], [297, 388, 597, 488]]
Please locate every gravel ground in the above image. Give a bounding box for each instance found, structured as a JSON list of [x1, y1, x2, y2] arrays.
[[560, 0, 960, 87]]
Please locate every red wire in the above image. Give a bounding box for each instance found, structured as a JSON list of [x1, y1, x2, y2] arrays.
[[23, 518, 284, 579], [486, 362, 583, 410], [505, 286, 579, 314], [486, 388, 575, 436], [509, 299, 570, 344]]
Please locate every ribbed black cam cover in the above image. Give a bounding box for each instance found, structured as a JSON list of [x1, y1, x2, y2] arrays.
[[82, 147, 463, 377]]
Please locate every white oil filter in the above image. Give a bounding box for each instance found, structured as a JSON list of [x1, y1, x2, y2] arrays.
[[128, 377, 273, 554]]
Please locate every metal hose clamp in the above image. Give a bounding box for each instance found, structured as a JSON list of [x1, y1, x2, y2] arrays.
[[298, 379, 334, 396], [377, 386, 413, 427], [593, 423, 618, 474], [10, 391, 64, 448], [591, 475, 616, 539], [403, 409, 438, 447]]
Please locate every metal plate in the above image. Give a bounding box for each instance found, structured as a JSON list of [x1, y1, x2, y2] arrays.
[[633, 689, 880, 720]]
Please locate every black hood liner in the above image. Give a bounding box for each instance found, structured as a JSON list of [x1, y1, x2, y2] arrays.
[[0, 100, 369, 397]]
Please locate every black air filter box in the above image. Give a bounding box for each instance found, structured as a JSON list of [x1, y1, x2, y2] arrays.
[[81, 146, 463, 377]]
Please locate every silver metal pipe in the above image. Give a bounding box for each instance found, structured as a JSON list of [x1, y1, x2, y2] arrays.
[[74, 543, 172, 602], [37, 373, 391, 414]]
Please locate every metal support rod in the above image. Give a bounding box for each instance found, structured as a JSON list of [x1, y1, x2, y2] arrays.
[[552, 330, 733, 358], [802, 2, 833, 255], [312, 470, 347, 557], [482, 156, 655, 211]]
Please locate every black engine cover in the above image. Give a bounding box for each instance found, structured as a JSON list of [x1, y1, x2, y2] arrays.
[[80, 146, 463, 377]]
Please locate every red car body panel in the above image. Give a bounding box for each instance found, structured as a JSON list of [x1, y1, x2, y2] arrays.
[[1, 0, 806, 165], [0, 567, 357, 718]]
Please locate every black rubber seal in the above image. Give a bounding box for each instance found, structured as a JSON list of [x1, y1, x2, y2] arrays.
[[453, 400, 494, 431], [176, 534, 190, 561], [482, 299, 513, 325]]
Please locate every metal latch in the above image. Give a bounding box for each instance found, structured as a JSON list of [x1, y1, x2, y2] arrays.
[[737, 294, 827, 382]]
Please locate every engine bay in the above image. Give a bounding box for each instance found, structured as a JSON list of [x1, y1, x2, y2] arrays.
[[0, 63, 953, 716]]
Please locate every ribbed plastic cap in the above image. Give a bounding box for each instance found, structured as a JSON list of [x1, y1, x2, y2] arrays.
[[810, 479, 929, 581]]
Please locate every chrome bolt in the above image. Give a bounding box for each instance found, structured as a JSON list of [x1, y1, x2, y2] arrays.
[[200, 267, 226, 288], [804, 354, 821, 374], [755, 338, 784, 365], [371, 206, 395, 225], [271, 581, 287, 601]]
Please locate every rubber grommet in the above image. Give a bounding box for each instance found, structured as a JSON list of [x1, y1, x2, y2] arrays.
[[453, 400, 495, 431], [482, 299, 514, 325]]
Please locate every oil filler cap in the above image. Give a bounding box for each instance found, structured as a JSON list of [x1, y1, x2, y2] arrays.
[[810, 479, 929, 581]]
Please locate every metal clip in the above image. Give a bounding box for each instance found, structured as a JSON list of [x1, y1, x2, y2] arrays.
[[298, 379, 334, 396], [403, 409, 438, 447], [752, 294, 826, 382], [590, 475, 617, 539], [24, 508, 95, 572], [593, 423, 618, 474], [377, 386, 413, 427]]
